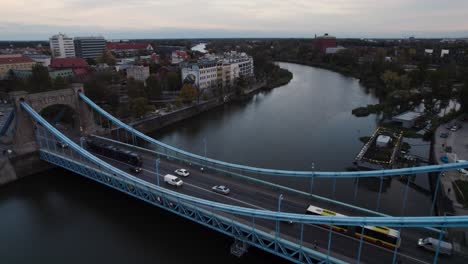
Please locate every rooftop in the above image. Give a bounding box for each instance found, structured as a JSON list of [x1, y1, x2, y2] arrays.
[[393, 111, 424, 122], [50, 57, 88, 68], [106, 42, 151, 50], [0, 56, 35, 64]]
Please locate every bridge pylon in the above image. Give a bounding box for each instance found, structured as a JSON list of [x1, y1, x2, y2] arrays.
[[9, 84, 95, 154]]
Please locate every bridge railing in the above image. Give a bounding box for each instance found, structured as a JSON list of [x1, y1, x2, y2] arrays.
[[22, 101, 468, 264], [80, 92, 466, 221]]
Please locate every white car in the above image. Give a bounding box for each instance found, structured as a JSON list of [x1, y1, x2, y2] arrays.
[[164, 174, 183, 187], [175, 168, 190, 177], [212, 185, 230, 195]]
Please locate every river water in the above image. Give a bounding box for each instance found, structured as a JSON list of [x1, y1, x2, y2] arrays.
[[0, 62, 433, 263]]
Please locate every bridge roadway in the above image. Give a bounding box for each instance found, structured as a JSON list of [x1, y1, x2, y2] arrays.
[[57, 137, 466, 264]]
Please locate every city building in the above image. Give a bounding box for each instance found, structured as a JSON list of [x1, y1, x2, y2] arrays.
[[11, 68, 74, 80], [49, 33, 76, 58], [106, 42, 153, 56], [0, 54, 37, 80], [314, 33, 337, 53], [171, 50, 189, 64], [74, 36, 106, 59], [126, 65, 150, 82], [181, 51, 254, 90], [392, 111, 424, 128], [325, 46, 346, 54], [25, 54, 51, 67], [50, 57, 89, 76]]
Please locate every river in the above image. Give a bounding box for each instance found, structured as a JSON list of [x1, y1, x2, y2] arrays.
[[0, 62, 433, 263]]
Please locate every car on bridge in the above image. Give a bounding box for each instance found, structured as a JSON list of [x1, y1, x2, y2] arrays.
[[129, 166, 142, 173], [175, 168, 190, 177], [56, 141, 69, 148], [164, 174, 183, 187], [212, 185, 230, 195]]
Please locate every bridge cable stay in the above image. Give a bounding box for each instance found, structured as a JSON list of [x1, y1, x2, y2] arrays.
[[79, 93, 468, 178], [20, 100, 468, 226], [21, 101, 468, 264], [81, 92, 464, 235]]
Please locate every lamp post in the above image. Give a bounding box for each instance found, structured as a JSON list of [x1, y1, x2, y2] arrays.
[[310, 162, 315, 194], [276, 194, 283, 243], [201, 138, 207, 172], [156, 158, 160, 186]]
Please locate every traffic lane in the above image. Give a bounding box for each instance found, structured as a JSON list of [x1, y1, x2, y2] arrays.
[[54, 150, 445, 264], [64, 146, 462, 264]]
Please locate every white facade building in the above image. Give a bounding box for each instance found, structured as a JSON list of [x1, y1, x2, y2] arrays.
[[49, 33, 76, 58], [126, 66, 150, 82], [181, 51, 254, 90]]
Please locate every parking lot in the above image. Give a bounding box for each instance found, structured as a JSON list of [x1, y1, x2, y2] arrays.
[[434, 117, 468, 213]]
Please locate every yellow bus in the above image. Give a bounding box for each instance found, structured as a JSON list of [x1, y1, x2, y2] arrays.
[[306, 205, 400, 249]]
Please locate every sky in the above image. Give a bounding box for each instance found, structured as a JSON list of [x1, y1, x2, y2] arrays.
[[1, 0, 468, 40]]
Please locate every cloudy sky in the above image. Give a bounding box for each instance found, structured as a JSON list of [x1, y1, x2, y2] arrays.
[[1, 0, 468, 40]]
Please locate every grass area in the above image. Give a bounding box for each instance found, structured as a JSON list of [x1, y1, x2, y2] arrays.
[[453, 180, 468, 208]]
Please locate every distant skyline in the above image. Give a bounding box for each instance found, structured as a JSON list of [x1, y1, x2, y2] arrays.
[[1, 0, 468, 40]]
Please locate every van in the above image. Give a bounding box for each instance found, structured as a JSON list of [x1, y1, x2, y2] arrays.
[[164, 174, 183, 187], [418, 237, 452, 255]]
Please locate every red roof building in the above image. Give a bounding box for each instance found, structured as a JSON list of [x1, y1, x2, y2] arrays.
[[50, 57, 89, 76], [106, 42, 153, 55], [0, 54, 37, 79], [314, 34, 337, 53]]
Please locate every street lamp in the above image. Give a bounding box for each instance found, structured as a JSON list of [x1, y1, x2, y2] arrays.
[[201, 138, 207, 172], [276, 194, 283, 242], [310, 162, 315, 194], [156, 158, 160, 186]]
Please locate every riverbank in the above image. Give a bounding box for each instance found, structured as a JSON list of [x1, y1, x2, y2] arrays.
[[124, 69, 292, 134]]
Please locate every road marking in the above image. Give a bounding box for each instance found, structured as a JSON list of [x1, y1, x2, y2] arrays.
[[90, 151, 430, 264]]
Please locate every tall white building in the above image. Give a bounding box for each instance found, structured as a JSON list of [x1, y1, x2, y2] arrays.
[[49, 33, 76, 58]]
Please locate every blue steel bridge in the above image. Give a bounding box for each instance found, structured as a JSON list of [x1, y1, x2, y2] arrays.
[[7, 87, 468, 264]]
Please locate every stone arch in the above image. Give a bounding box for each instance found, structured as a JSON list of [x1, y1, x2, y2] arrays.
[[9, 84, 95, 154]]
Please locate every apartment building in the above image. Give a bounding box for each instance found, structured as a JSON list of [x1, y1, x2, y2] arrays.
[[49, 33, 76, 58]]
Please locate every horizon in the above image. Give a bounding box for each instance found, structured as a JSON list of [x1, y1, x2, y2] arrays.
[[2, 0, 468, 41]]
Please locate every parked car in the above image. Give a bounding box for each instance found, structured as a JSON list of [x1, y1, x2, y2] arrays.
[[129, 166, 142, 173], [174, 168, 190, 177], [212, 185, 230, 195], [164, 174, 183, 187], [440, 133, 449, 138], [418, 237, 452, 255], [56, 141, 69, 148]]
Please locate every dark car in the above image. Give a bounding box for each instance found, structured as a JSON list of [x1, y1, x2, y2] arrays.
[[440, 133, 449, 138], [130, 166, 142, 173], [56, 141, 69, 148]]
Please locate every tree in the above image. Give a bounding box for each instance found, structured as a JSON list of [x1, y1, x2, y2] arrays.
[[53, 76, 68, 90], [29, 64, 52, 92], [460, 82, 468, 113], [98, 50, 116, 65], [167, 72, 181, 91], [179, 83, 197, 102], [129, 97, 155, 118], [381, 70, 401, 93], [127, 78, 146, 99], [86, 58, 97, 65], [145, 75, 162, 100]]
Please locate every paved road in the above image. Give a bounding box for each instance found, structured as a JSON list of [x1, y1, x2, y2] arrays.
[[50, 137, 468, 264]]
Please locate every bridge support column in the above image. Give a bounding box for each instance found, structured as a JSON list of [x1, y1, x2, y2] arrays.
[[10, 91, 38, 154], [72, 84, 95, 136], [230, 239, 249, 258]]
